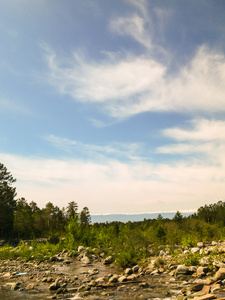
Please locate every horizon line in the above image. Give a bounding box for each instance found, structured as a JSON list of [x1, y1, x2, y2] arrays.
[[91, 209, 197, 216]]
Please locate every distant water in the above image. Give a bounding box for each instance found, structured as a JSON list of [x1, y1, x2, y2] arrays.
[[91, 212, 192, 223]]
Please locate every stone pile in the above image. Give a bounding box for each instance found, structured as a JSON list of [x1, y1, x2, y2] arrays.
[[1, 241, 225, 299]]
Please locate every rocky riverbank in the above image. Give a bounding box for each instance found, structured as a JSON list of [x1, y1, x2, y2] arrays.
[[2, 242, 225, 299]]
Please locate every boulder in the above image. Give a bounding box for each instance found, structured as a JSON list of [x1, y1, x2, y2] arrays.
[[108, 274, 118, 283], [5, 282, 21, 290], [197, 266, 209, 276], [118, 275, 127, 282], [197, 242, 205, 248], [132, 265, 139, 273], [49, 256, 59, 262], [81, 256, 91, 264], [176, 265, 191, 275], [191, 247, 199, 253], [103, 256, 113, 265], [78, 246, 85, 253], [214, 268, 225, 281], [125, 268, 133, 275]]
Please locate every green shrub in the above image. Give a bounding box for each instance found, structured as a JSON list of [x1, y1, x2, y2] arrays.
[[115, 247, 138, 269]]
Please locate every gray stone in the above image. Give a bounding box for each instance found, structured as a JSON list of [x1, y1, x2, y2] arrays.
[[176, 264, 191, 275], [132, 265, 139, 273], [108, 274, 118, 283], [81, 256, 91, 264], [103, 256, 113, 264], [78, 246, 85, 253], [118, 275, 127, 282], [125, 268, 133, 275], [197, 242, 205, 248], [5, 282, 21, 290], [49, 256, 59, 262], [191, 247, 199, 253], [214, 268, 225, 281]]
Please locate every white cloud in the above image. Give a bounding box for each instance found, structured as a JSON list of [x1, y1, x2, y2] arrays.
[[157, 119, 225, 167], [45, 44, 225, 119], [109, 0, 152, 49], [2, 129, 225, 214], [162, 119, 225, 142], [109, 14, 152, 49], [44, 134, 143, 160]]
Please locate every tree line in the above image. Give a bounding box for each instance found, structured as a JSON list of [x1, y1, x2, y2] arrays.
[[1, 161, 225, 248], [0, 162, 91, 239]]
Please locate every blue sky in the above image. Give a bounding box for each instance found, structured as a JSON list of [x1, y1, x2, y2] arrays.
[[1, 0, 225, 214]]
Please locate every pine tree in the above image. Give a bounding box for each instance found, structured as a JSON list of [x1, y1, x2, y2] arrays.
[[0, 162, 17, 238]]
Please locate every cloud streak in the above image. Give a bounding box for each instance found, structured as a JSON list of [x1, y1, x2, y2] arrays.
[[45, 45, 225, 119], [2, 118, 225, 213]]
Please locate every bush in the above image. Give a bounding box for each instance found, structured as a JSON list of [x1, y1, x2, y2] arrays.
[[115, 247, 138, 269]]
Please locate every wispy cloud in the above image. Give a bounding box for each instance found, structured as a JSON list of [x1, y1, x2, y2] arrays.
[[157, 119, 225, 166], [44, 44, 225, 119], [44, 134, 143, 160], [1, 144, 225, 213], [42, 0, 225, 120]]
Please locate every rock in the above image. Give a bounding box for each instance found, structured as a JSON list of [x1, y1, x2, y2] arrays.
[[139, 282, 149, 288], [99, 252, 105, 258], [5, 282, 21, 290], [78, 246, 85, 253], [127, 274, 137, 281], [197, 242, 205, 248], [125, 268, 133, 275], [132, 265, 139, 273], [159, 250, 166, 256], [26, 283, 35, 290], [88, 268, 98, 276], [191, 294, 216, 300], [214, 268, 225, 281], [189, 266, 197, 274], [213, 261, 225, 269], [176, 264, 191, 275], [103, 256, 113, 264], [49, 256, 59, 262], [56, 287, 64, 294], [151, 269, 160, 275], [210, 283, 221, 292], [88, 280, 96, 287], [200, 256, 210, 266], [64, 260, 72, 264], [49, 279, 60, 290], [191, 247, 200, 253], [190, 283, 204, 292], [81, 256, 91, 264], [118, 275, 127, 282], [197, 267, 209, 277], [95, 277, 105, 284], [108, 274, 118, 283]]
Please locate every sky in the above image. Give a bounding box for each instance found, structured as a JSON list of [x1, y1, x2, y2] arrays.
[[1, 0, 225, 215]]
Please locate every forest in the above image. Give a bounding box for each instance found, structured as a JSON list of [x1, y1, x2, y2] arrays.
[[1, 161, 225, 268]]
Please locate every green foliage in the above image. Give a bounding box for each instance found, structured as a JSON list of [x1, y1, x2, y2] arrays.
[[0, 162, 17, 239], [3, 161, 225, 270], [182, 252, 200, 266], [115, 246, 138, 269], [154, 257, 166, 268]]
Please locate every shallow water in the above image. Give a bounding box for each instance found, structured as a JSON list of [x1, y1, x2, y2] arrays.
[[0, 289, 49, 300]]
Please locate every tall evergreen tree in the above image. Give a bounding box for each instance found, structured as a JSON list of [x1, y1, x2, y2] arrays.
[[0, 162, 17, 238]]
